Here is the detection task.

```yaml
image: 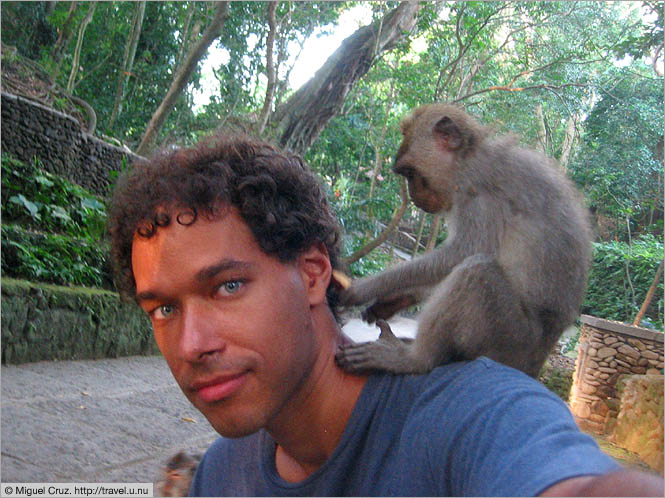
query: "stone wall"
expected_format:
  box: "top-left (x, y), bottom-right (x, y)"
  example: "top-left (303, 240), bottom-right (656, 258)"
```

top-left (612, 375), bottom-right (664, 474)
top-left (1, 92), bottom-right (143, 196)
top-left (1, 278), bottom-right (158, 364)
top-left (570, 315), bottom-right (664, 433)
top-left (569, 315), bottom-right (664, 473)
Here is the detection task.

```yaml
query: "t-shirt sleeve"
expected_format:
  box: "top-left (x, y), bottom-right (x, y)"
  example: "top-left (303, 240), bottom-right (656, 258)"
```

top-left (409, 358), bottom-right (621, 497)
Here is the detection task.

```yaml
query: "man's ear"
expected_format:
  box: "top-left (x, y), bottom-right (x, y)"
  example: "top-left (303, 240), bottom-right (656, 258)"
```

top-left (298, 241), bottom-right (332, 307)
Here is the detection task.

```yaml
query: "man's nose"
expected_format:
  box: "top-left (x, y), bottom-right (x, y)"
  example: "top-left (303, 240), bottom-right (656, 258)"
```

top-left (179, 300), bottom-right (227, 362)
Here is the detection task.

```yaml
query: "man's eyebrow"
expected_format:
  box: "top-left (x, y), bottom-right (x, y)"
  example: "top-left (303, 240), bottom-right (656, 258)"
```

top-left (195, 259), bottom-right (253, 282)
top-left (135, 260), bottom-right (254, 303)
top-left (135, 291), bottom-right (158, 304)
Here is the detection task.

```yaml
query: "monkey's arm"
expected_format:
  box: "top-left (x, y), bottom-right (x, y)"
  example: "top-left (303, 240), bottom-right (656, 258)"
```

top-left (341, 190), bottom-right (504, 309)
top-left (340, 250), bottom-right (449, 307)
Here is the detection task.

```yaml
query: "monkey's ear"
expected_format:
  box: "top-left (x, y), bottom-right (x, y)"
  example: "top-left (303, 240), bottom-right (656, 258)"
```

top-left (434, 116), bottom-right (463, 151)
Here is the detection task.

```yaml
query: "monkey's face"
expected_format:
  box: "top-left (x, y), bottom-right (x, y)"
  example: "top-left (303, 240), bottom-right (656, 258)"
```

top-left (395, 164), bottom-right (449, 213)
top-left (132, 207), bottom-right (328, 438)
top-left (393, 141), bottom-right (454, 214)
top-left (393, 106), bottom-right (464, 213)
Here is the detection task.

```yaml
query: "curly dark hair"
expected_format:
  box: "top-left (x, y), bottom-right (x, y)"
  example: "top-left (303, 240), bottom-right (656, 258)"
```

top-left (108, 133), bottom-right (343, 314)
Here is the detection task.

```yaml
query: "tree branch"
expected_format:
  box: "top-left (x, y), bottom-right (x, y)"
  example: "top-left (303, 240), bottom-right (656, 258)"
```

top-left (344, 178), bottom-right (410, 265)
top-left (452, 82), bottom-right (586, 103)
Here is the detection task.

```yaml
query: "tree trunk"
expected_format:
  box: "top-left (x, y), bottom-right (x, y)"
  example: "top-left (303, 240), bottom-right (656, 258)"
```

top-left (109, 1), bottom-right (146, 129)
top-left (344, 179), bottom-right (409, 265)
top-left (258, 1), bottom-right (278, 135)
top-left (66, 1), bottom-right (96, 93)
top-left (137, 1), bottom-right (230, 156)
top-left (558, 113), bottom-right (578, 171)
top-left (633, 259), bottom-right (664, 327)
top-left (175, 3), bottom-right (197, 69)
top-left (51, 1), bottom-right (78, 78)
top-left (69, 95), bottom-right (96, 134)
top-left (535, 104), bottom-right (548, 154)
top-left (412, 212), bottom-right (426, 257)
top-left (273, 1), bottom-right (420, 155)
top-left (369, 79), bottom-right (396, 201)
top-left (424, 213), bottom-right (442, 252)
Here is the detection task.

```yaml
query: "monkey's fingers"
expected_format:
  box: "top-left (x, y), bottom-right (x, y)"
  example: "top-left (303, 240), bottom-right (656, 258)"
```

top-left (361, 307), bottom-right (379, 324)
top-left (376, 319), bottom-right (400, 342)
top-left (331, 269), bottom-right (352, 290)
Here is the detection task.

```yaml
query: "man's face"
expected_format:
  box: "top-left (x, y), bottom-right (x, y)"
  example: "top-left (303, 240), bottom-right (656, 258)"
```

top-left (131, 208), bottom-right (323, 437)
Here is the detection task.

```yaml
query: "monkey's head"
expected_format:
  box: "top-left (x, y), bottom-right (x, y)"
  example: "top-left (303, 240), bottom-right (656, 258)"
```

top-left (157, 451), bottom-right (201, 497)
top-left (393, 104), bottom-right (486, 213)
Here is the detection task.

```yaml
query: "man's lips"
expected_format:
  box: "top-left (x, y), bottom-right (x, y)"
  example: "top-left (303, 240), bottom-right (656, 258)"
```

top-left (191, 372), bottom-right (248, 403)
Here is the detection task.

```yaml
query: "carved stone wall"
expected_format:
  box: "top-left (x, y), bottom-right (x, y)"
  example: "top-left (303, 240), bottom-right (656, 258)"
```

top-left (1, 92), bottom-right (143, 196)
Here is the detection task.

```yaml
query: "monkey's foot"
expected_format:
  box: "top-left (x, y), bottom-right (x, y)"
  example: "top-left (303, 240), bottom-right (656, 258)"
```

top-left (336, 320), bottom-right (415, 374)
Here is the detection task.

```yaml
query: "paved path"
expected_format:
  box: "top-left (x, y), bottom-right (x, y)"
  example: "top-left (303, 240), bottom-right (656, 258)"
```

top-left (0, 318), bottom-right (416, 485)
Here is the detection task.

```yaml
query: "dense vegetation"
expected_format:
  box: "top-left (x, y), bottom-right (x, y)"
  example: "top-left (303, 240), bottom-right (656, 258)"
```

top-left (1, 1), bottom-right (662, 329)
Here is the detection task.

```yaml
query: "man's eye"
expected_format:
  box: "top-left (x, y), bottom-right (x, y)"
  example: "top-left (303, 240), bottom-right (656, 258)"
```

top-left (151, 304), bottom-right (176, 320)
top-left (218, 280), bottom-right (243, 296)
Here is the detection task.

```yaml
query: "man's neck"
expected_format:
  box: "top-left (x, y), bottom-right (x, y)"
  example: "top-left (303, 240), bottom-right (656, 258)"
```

top-left (266, 315), bottom-right (367, 482)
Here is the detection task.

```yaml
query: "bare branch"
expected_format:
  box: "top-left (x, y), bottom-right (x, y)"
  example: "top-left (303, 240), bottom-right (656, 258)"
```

top-left (451, 82), bottom-right (586, 104)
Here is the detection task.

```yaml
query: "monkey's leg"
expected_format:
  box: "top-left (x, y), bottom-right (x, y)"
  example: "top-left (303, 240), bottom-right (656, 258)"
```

top-left (336, 319), bottom-right (423, 373)
top-left (415, 254), bottom-right (545, 377)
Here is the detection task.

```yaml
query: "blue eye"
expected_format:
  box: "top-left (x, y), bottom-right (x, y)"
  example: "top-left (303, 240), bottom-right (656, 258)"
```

top-left (221, 281), bottom-right (242, 294)
top-left (152, 304), bottom-right (176, 320)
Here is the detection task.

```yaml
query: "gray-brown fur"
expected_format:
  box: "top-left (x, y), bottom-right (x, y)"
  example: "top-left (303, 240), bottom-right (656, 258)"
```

top-left (336, 103), bottom-right (591, 377)
top-left (156, 451), bottom-right (201, 497)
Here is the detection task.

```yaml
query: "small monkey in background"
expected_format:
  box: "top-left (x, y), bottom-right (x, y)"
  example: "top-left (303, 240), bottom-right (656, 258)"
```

top-left (336, 103), bottom-right (592, 378)
top-left (156, 451), bottom-right (201, 497)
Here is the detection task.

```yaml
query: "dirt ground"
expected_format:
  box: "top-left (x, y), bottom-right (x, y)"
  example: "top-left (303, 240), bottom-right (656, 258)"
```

top-left (591, 433), bottom-right (655, 473)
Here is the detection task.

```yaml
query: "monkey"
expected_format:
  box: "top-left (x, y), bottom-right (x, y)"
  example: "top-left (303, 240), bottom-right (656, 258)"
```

top-left (335, 103), bottom-right (592, 378)
top-left (156, 451), bottom-right (201, 497)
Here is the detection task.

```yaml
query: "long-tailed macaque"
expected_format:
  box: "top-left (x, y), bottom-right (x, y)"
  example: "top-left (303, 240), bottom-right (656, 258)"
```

top-left (156, 451), bottom-right (201, 497)
top-left (336, 104), bottom-right (591, 378)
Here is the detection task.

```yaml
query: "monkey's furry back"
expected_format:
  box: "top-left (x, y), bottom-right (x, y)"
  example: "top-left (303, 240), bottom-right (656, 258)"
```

top-left (452, 133), bottom-right (592, 334)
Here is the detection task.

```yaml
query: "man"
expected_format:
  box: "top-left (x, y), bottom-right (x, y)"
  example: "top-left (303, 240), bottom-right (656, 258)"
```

top-left (109, 134), bottom-right (663, 496)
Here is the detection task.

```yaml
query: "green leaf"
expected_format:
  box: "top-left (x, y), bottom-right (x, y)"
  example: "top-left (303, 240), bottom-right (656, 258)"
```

top-left (34, 175), bottom-right (55, 187)
top-left (9, 194), bottom-right (41, 220)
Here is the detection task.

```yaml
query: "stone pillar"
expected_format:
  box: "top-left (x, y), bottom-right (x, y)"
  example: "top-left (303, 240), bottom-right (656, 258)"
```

top-left (613, 374), bottom-right (664, 475)
top-left (569, 315), bottom-right (664, 434)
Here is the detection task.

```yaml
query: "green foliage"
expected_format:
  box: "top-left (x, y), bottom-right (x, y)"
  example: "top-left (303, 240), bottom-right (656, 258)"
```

top-left (3, 0), bottom-right (663, 312)
top-left (1, 2), bottom-right (56, 59)
top-left (1, 155), bottom-right (107, 240)
top-left (1, 155), bottom-right (111, 289)
top-left (571, 74), bottom-right (664, 239)
top-left (1, 224), bottom-right (111, 289)
top-left (583, 235), bottom-right (664, 330)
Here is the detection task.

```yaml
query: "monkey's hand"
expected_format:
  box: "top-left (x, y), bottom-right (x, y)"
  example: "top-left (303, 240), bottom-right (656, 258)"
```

top-left (336, 320), bottom-right (409, 373)
top-left (362, 294), bottom-right (418, 323)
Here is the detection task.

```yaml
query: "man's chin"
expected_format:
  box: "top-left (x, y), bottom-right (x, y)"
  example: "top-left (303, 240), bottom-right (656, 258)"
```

top-left (208, 416), bottom-right (265, 439)
top-left (198, 403), bottom-right (268, 438)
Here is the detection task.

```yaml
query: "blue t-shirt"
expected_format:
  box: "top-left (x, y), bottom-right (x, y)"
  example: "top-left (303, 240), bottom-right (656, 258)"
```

top-left (190, 357), bottom-right (619, 496)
